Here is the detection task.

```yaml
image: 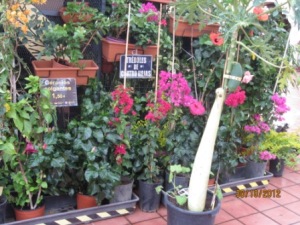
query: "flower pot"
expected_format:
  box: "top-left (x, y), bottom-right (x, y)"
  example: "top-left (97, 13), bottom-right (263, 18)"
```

top-left (164, 172), bottom-right (190, 192)
top-left (110, 177), bottom-right (134, 203)
top-left (14, 204), bottom-right (45, 221)
top-left (76, 193), bottom-right (97, 209)
top-left (169, 15), bottom-right (220, 37)
top-left (32, 59), bottom-right (98, 85)
top-left (208, 178), bottom-right (216, 186)
top-left (101, 38), bottom-right (158, 62)
top-left (269, 158), bottom-right (285, 177)
top-left (138, 179), bottom-right (163, 212)
top-left (59, 2), bottom-right (92, 23)
top-left (0, 196), bottom-right (7, 224)
top-left (245, 160), bottom-right (267, 179)
top-left (165, 190), bottom-right (221, 225)
top-left (101, 57), bottom-right (114, 73)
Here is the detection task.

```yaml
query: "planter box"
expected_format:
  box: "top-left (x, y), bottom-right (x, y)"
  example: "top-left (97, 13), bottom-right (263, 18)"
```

top-left (4, 194), bottom-right (139, 225)
top-left (32, 59), bottom-right (99, 85)
top-left (209, 171), bottom-right (274, 196)
top-left (102, 38), bottom-right (158, 62)
top-left (169, 15), bottom-right (220, 37)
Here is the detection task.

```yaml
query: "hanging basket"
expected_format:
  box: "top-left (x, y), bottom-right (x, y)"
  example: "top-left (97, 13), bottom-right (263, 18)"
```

top-left (101, 37), bottom-right (158, 62)
top-left (169, 15), bottom-right (220, 37)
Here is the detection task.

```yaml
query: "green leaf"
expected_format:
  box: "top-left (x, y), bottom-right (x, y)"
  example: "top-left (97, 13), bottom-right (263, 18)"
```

top-left (175, 195), bottom-right (187, 206)
top-left (41, 182), bottom-right (48, 189)
top-left (83, 127), bottom-right (92, 140)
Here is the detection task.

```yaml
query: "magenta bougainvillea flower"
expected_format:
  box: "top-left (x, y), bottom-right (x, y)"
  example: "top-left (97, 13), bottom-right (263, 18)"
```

top-left (139, 2), bottom-right (158, 22)
top-left (24, 142), bottom-right (38, 154)
top-left (259, 150), bottom-right (276, 161)
top-left (145, 98), bottom-right (172, 122)
top-left (209, 32), bottom-right (224, 46)
top-left (244, 114), bottom-right (270, 134)
top-left (158, 71), bottom-right (205, 116)
top-left (225, 86), bottom-right (246, 108)
top-left (271, 93), bottom-right (290, 121)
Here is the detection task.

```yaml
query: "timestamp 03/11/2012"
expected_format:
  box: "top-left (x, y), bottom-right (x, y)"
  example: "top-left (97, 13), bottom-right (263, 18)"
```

top-left (236, 189), bottom-right (281, 198)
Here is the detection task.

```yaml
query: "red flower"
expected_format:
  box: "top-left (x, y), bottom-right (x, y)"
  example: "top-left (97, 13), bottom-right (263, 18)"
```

top-left (253, 7), bottom-right (268, 21)
top-left (160, 19), bottom-right (167, 27)
top-left (209, 32), bottom-right (224, 46)
top-left (24, 142), bottom-right (38, 154)
top-left (111, 85), bottom-right (134, 115)
top-left (225, 86), bottom-right (246, 108)
top-left (114, 144), bottom-right (126, 155)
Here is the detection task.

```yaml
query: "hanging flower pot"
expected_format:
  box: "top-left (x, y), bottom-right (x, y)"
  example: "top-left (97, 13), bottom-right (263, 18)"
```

top-left (169, 15), bottom-right (220, 37)
top-left (14, 204), bottom-right (45, 221)
top-left (32, 59), bottom-right (98, 85)
top-left (76, 193), bottom-right (97, 209)
top-left (59, 2), bottom-right (93, 23)
top-left (101, 37), bottom-right (158, 62)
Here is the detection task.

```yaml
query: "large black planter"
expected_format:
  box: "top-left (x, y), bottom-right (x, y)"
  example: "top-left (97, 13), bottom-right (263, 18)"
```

top-left (244, 160), bottom-right (267, 178)
top-left (165, 190), bottom-right (221, 225)
top-left (138, 179), bottom-right (163, 212)
top-left (0, 196), bottom-right (7, 224)
top-left (269, 158), bottom-right (285, 177)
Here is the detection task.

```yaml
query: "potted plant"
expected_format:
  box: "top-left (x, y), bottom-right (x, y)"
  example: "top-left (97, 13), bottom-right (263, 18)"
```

top-left (59, 0), bottom-right (94, 23)
top-left (0, 76), bottom-right (56, 221)
top-left (260, 128), bottom-right (300, 176)
top-left (60, 80), bottom-right (121, 209)
top-left (168, 1), bottom-right (219, 37)
top-left (102, 1), bottom-right (166, 62)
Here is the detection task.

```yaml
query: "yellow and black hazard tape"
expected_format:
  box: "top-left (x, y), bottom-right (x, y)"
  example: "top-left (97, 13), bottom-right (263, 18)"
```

top-left (5, 207), bottom-right (135, 225)
top-left (220, 179), bottom-right (269, 196)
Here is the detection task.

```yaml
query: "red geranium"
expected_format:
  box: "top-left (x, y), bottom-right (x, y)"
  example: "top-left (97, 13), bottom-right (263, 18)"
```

top-left (225, 86), bottom-right (246, 108)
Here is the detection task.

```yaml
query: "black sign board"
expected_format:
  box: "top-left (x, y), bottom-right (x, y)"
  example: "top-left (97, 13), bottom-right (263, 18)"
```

top-left (119, 55), bottom-right (152, 78)
top-left (40, 78), bottom-right (78, 107)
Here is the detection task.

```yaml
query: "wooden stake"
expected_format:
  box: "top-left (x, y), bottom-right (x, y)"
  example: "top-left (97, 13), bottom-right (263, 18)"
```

top-left (154, 4), bottom-right (162, 103)
top-left (123, 3), bottom-right (131, 88)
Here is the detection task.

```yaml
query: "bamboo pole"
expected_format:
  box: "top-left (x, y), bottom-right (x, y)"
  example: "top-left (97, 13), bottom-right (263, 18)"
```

top-left (123, 3), bottom-right (131, 88)
top-left (154, 4), bottom-right (162, 103)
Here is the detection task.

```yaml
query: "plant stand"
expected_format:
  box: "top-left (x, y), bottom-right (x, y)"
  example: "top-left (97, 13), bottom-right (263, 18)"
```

top-left (4, 194), bottom-right (139, 225)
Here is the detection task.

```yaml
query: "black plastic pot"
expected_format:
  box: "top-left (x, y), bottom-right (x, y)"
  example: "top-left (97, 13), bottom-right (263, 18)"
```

top-left (269, 158), bottom-right (285, 177)
top-left (0, 196), bottom-right (7, 224)
top-left (165, 190), bottom-right (221, 225)
top-left (138, 179), bottom-right (163, 212)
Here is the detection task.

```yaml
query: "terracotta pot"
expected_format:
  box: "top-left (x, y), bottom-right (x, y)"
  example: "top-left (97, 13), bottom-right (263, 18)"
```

top-left (14, 204), bottom-right (45, 221)
top-left (101, 38), bottom-right (158, 62)
top-left (208, 178), bottom-right (215, 186)
top-left (32, 59), bottom-right (98, 85)
top-left (59, 2), bottom-right (92, 23)
top-left (76, 193), bottom-right (97, 209)
top-left (169, 15), bottom-right (220, 37)
top-left (101, 58), bottom-right (114, 73)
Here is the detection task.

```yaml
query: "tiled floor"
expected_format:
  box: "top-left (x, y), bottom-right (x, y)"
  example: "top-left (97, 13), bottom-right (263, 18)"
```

top-left (87, 166), bottom-right (300, 225)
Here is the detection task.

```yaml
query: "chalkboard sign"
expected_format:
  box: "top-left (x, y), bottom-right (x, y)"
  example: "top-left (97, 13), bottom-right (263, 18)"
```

top-left (40, 78), bottom-right (78, 107)
top-left (120, 55), bottom-right (152, 78)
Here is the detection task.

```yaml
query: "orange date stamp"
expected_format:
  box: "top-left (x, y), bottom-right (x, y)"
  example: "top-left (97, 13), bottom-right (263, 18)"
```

top-left (236, 189), bottom-right (281, 198)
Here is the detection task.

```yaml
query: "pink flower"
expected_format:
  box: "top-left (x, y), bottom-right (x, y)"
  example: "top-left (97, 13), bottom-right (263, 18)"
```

top-left (188, 99), bottom-right (206, 116)
top-left (139, 2), bottom-right (159, 22)
top-left (160, 19), bottom-right (167, 26)
top-left (259, 151), bottom-right (276, 161)
top-left (225, 86), bottom-right (246, 107)
top-left (24, 142), bottom-right (38, 154)
top-left (242, 71), bottom-right (254, 83)
top-left (42, 143), bottom-right (47, 150)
